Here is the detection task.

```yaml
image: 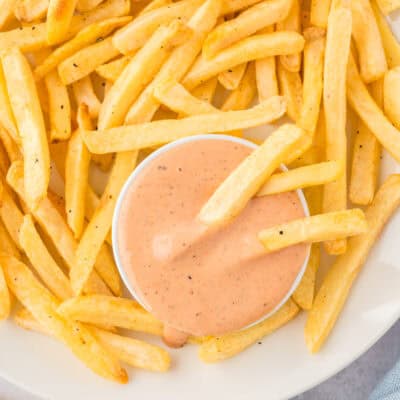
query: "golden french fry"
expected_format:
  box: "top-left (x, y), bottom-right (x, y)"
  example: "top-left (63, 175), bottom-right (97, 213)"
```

top-left (99, 20), bottom-right (189, 129)
top-left (199, 124), bottom-right (304, 226)
top-left (257, 161), bottom-right (343, 196)
top-left (192, 77), bottom-right (218, 103)
top-left (277, 63), bottom-right (302, 122)
top-left (351, 0), bottom-right (387, 83)
top-left (153, 79), bottom-right (218, 116)
top-left (72, 76), bottom-right (101, 119)
top-left (259, 209), bottom-right (368, 253)
top-left (2, 47), bottom-right (50, 207)
top-left (218, 63), bottom-right (247, 91)
top-left (125, 0), bottom-right (221, 125)
top-left (58, 295), bottom-right (164, 335)
top-left (95, 56), bottom-right (131, 83)
top-left (276, 0), bottom-right (301, 72)
top-left (375, 0), bottom-right (400, 14)
top-left (347, 55), bottom-right (400, 162)
top-left (310, 0), bottom-right (331, 28)
top-left (306, 174), bottom-right (400, 352)
top-left (383, 68), bottom-right (400, 129)
top-left (44, 70), bottom-right (71, 141)
top-left (199, 299), bottom-right (299, 362)
top-left (323, 6), bottom-right (352, 255)
top-left (0, 64), bottom-right (18, 145)
top-left (15, 0), bottom-right (51, 22)
top-left (184, 32), bottom-right (305, 90)
top-left (298, 27), bottom-right (325, 134)
top-left (85, 97), bottom-right (286, 153)
top-left (66, 104), bottom-right (91, 239)
top-left (76, 0), bottom-right (103, 11)
top-left (113, 0), bottom-right (203, 54)
top-left (2, 254), bottom-right (127, 382)
top-left (47, 0), bottom-right (79, 45)
top-left (19, 215), bottom-right (72, 300)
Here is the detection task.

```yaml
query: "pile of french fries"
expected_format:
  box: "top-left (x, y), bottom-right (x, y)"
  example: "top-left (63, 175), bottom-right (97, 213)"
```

top-left (0, 0), bottom-right (399, 383)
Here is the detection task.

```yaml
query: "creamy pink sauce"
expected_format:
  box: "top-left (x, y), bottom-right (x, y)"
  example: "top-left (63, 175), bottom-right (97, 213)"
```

top-left (117, 138), bottom-right (308, 346)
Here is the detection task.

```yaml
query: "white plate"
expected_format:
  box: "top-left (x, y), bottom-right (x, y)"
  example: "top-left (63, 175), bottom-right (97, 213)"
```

top-left (2, 13), bottom-right (400, 400)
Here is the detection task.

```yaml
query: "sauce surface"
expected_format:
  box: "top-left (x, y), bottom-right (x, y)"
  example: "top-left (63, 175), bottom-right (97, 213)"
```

top-left (117, 138), bottom-right (308, 344)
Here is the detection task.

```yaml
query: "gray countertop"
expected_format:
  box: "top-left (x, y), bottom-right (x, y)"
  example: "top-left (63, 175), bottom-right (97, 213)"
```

top-left (0, 319), bottom-right (398, 400)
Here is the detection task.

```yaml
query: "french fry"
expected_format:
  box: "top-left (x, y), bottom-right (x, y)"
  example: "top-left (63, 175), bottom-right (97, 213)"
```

top-left (99, 20), bottom-right (190, 129)
top-left (15, 0), bottom-right (49, 22)
top-left (153, 79), bottom-right (219, 116)
top-left (66, 104), bottom-right (91, 239)
top-left (276, 0), bottom-right (301, 72)
top-left (95, 56), bottom-right (131, 83)
top-left (58, 295), bottom-right (164, 335)
top-left (34, 17), bottom-right (131, 80)
top-left (198, 124), bottom-right (304, 227)
top-left (277, 63), bottom-right (302, 122)
top-left (305, 174), bottom-right (400, 352)
top-left (199, 299), bottom-right (299, 362)
top-left (298, 27), bottom-right (325, 134)
top-left (44, 70), bottom-right (72, 141)
top-left (0, 262), bottom-right (10, 321)
top-left (15, 308), bottom-right (171, 372)
top-left (72, 76), bottom-right (101, 119)
top-left (257, 161), bottom-right (343, 196)
top-left (19, 215), bottom-right (72, 300)
top-left (218, 63), bottom-right (247, 91)
top-left (124, 0), bottom-right (221, 124)
top-left (0, 64), bottom-right (18, 145)
top-left (183, 32), bottom-right (305, 90)
top-left (322, 7), bottom-right (352, 255)
top-left (2, 47), bottom-right (50, 207)
top-left (113, 0), bottom-right (203, 54)
top-left (351, 0), bottom-right (387, 83)
top-left (84, 97), bottom-right (286, 153)
top-left (258, 209), bottom-right (367, 253)
top-left (76, 0), bottom-right (103, 11)
top-left (58, 37), bottom-right (121, 85)
top-left (347, 55), bottom-right (400, 163)
top-left (375, 0), bottom-right (400, 14)
top-left (1, 254), bottom-right (127, 382)
top-left (0, 0), bottom-right (16, 30)
top-left (203, 0), bottom-right (292, 59)
top-left (310, 0), bottom-right (331, 28)
top-left (383, 68), bottom-right (400, 129)
top-left (192, 77), bottom-right (218, 103)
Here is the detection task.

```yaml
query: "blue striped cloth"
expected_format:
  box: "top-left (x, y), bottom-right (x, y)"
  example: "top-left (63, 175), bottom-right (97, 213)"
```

top-left (370, 360), bottom-right (400, 400)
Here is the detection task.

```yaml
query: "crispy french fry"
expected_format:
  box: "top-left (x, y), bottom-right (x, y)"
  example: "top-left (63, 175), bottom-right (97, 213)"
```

top-left (258, 209), bottom-right (367, 253)
top-left (383, 67), bottom-right (400, 129)
top-left (277, 63), bottom-right (302, 122)
top-left (0, 262), bottom-right (10, 321)
top-left (76, 0), bottom-right (103, 11)
top-left (277, 0), bottom-right (301, 72)
top-left (310, 0), bottom-right (331, 28)
top-left (203, 0), bottom-right (292, 59)
top-left (15, 0), bottom-right (48, 22)
top-left (2, 47), bottom-right (50, 207)
top-left (322, 7), bottom-right (352, 255)
top-left (85, 97), bottom-right (286, 153)
top-left (199, 124), bottom-right (304, 227)
top-left (298, 27), bottom-right (325, 134)
top-left (66, 104), bottom-right (91, 239)
top-left (99, 20), bottom-right (190, 129)
top-left (257, 161), bottom-right (343, 196)
top-left (44, 70), bottom-right (72, 141)
top-left (375, 0), bottom-right (400, 14)
top-left (351, 0), bottom-right (387, 83)
top-left (58, 295), bottom-right (164, 335)
top-left (2, 254), bottom-right (127, 382)
top-left (72, 76), bottom-right (101, 119)
top-left (95, 56), bottom-right (131, 83)
top-left (0, 64), bottom-right (18, 145)
top-left (113, 0), bottom-right (203, 54)
top-left (347, 55), bottom-right (400, 163)
top-left (192, 77), bottom-right (218, 103)
top-left (199, 299), bottom-right (299, 362)
top-left (306, 174), bottom-right (400, 352)
top-left (58, 37), bottom-right (120, 85)
top-left (183, 32), bottom-right (305, 90)
top-left (19, 215), bottom-right (72, 300)
top-left (153, 79), bottom-right (218, 116)
top-left (218, 63), bottom-right (247, 91)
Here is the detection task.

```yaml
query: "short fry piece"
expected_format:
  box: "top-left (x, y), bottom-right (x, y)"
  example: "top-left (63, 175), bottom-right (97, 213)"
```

top-left (310, 0), bottom-right (331, 28)
top-left (199, 299), bottom-right (299, 362)
top-left (2, 254), bottom-right (127, 382)
top-left (72, 76), bottom-right (101, 119)
top-left (383, 67), bottom-right (400, 129)
top-left (19, 215), bottom-right (72, 300)
top-left (306, 174), bottom-right (400, 352)
top-left (58, 295), bottom-right (164, 335)
top-left (199, 124), bottom-right (305, 227)
top-left (257, 161), bottom-right (343, 196)
top-left (258, 209), bottom-right (368, 253)
top-left (95, 56), bottom-right (131, 83)
top-left (218, 63), bottom-right (247, 91)
top-left (84, 97), bottom-right (286, 153)
top-left (2, 47), bottom-right (50, 207)
top-left (47, 0), bottom-right (79, 45)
